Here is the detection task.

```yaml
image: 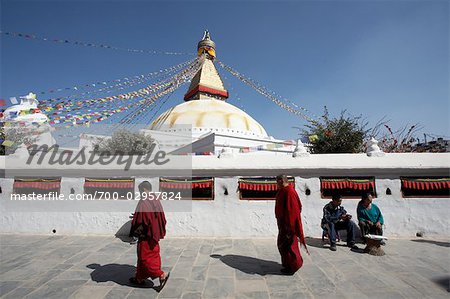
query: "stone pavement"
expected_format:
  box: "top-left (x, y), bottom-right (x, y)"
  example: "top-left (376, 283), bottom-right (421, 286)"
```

top-left (0, 235), bottom-right (449, 299)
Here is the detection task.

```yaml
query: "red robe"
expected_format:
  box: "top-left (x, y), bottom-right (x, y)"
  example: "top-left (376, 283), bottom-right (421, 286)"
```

top-left (131, 197), bottom-right (167, 280)
top-left (275, 184), bottom-right (308, 273)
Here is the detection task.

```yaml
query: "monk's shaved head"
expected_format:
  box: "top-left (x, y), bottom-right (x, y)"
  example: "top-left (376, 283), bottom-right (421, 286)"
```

top-left (276, 175), bottom-right (288, 182)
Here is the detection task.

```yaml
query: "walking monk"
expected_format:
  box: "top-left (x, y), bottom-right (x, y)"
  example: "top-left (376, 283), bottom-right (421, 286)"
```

top-left (129, 181), bottom-right (170, 291)
top-left (275, 175), bottom-right (309, 275)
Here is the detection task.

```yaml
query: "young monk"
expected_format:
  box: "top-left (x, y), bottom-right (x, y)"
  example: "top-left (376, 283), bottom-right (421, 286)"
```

top-left (129, 181), bottom-right (169, 291)
top-left (275, 175), bottom-right (309, 275)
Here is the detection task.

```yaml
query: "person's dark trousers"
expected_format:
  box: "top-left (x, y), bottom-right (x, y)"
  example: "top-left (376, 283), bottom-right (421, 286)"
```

top-left (327, 220), bottom-right (356, 246)
top-left (359, 221), bottom-right (383, 243)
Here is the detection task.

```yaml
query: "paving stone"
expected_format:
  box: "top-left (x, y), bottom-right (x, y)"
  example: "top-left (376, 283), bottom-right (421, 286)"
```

top-left (2, 287), bottom-right (36, 299)
top-left (161, 254), bottom-right (179, 267)
top-left (158, 277), bottom-right (187, 298)
top-left (20, 269), bottom-right (64, 288)
top-left (344, 272), bottom-right (388, 291)
top-left (178, 255), bottom-right (196, 265)
top-left (181, 249), bottom-right (200, 258)
top-left (235, 291), bottom-right (270, 299)
top-left (207, 264), bottom-right (235, 277)
top-left (76, 254), bottom-right (119, 268)
top-left (181, 291), bottom-right (202, 299)
top-left (0, 266), bottom-right (42, 281)
top-left (127, 287), bottom-right (159, 298)
top-left (103, 287), bottom-right (132, 299)
top-left (68, 285), bottom-right (112, 299)
top-left (184, 280), bottom-right (205, 292)
top-left (203, 277), bottom-right (234, 298)
top-left (1, 235), bottom-right (449, 299)
top-left (265, 275), bottom-right (306, 293)
top-left (0, 281), bottom-right (23, 296)
top-left (171, 261), bottom-right (194, 278)
top-left (52, 263), bottom-right (75, 271)
top-left (360, 289), bottom-right (407, 299)
top-left (53, 269), bottom-right (92, 281)
top-left (64, 252), bottom-right (94, 264)
top-left (194, 253), bottom-right (211, 266)
top-left (199, 244), bottom-right (214, 255)
top-left (235, 270), bottom-right (264, 280)
top-left (25, 279), bottom-right (86, 299)
top-left (189, 265), bottom-right (208, 281)
top-left (395, 286), bottom-right (427, 298)
top-left (287, 290), bottom-right (315, 299)
top-left (269, 292), bottom-right (288, 299)
top-left (235, 279), bottom-right (267, 293)
top-left (343, 291), bottom-right (369, 299)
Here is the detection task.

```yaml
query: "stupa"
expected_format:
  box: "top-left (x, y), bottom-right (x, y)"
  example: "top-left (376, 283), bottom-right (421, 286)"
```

top-left (142, 31), bottom-right (293, 155)
top-left (0, 93), bottom-right (55, 150)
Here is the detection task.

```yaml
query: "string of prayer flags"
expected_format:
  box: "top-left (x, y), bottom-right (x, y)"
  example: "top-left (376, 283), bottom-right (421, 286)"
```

top-left (1, 31), bottom-right (194, 56)
top-left (31, 59), bottom-right (194, 100)
top-left (112, 56), bottom-right (205, 126)
top-left (217, 60), bottom-right (317, 123)
top-left (42, 58), bottom-right (203, 121)
top-left (50, 58), bottom-right (202, 131)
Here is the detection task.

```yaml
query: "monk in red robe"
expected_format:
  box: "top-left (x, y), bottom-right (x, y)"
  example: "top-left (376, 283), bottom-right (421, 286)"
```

top-left (129, 181), bottom-right (169, 291)
top-left (275, 175), bottom-right (309, 274)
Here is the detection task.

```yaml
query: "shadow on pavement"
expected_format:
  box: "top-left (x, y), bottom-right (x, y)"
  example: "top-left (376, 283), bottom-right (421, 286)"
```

top-left (306, 237), bottom-right (365, 253)
top-left (87, 263), bottom-right (154, 288)
top-left (305, 237), bottom-right (326, 249)
top-left (431, 275), bottom-right (450, 292)
top-left (210, 254), bottom-right (285, 276)
top-left (411, 239), bottom-right (450, 247)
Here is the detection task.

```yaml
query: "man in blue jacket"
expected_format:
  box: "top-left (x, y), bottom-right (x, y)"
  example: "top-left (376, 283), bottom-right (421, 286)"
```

top-left (321, 194), bottom-right (358, 251)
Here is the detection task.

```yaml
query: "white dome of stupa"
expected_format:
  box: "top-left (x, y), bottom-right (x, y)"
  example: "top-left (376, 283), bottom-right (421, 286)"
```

top-left (149, 99), bottom-right (268, 138)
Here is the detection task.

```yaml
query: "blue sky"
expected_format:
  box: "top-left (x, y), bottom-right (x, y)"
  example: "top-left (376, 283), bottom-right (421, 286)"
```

top-left (1, 0), bottom-right (449, 140)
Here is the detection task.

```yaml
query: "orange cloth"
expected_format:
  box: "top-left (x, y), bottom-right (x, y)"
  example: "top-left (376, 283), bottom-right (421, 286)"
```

top-left (135, 238), bottom-right (164, 280)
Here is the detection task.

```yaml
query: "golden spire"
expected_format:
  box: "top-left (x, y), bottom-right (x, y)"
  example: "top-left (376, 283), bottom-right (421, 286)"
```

top-left (197, 30), bottom-right (216, 59)
top-left (184, 31), bottom-right (228, 101)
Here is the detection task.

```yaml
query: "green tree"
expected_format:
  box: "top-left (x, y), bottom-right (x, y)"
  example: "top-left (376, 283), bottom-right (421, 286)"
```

top-left (301, 107), bottom-right (369, 153)
top-left (93, 129), bottom-right (155, 155)
top-left (0, 124), bottom-right (38, 155)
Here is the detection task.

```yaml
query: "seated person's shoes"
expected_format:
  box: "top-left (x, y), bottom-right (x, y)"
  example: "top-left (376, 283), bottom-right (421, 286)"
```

top-left (330, 244), bottom-right (337, 251)
top-left (380, 240), bottom-right (386, 246)
top-left (348, 243), bottom-right (359, 250)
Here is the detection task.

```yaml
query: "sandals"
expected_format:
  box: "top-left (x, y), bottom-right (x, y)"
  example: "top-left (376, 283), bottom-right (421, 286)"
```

top-left (156, 272), bottom-right (170, 292)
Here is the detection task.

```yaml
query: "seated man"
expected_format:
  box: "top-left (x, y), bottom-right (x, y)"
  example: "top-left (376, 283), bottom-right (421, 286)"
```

top-left (357, 193), bottom-right (384, 244)
top-left (321, 194), bottom-right (358, 251)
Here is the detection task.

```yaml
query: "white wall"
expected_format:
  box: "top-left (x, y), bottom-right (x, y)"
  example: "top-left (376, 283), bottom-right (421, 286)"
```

top-left (1, 175), bottom-right (449, 238)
